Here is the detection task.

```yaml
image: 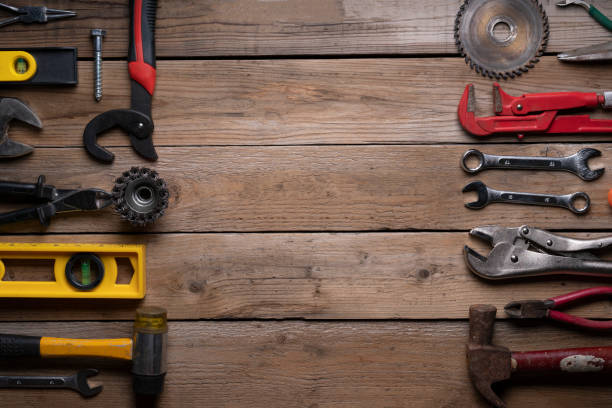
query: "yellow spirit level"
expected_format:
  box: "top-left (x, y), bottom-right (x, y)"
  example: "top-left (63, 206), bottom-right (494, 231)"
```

top-left (0, 243), bottom-right (145, 298)
top-left (0, 48), bottom-right (77, 85)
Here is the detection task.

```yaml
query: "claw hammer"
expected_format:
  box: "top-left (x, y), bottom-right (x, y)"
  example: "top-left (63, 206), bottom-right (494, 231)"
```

top-left (468, 305), bottom-right (612, 407)
top-left (0, 307), bottom-right (167, 396)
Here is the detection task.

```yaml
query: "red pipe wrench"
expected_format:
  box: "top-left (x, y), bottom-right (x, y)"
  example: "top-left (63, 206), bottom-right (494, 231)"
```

top-left (458, 83), bottom-right (612, 139)
top-left (83, 0), bottom-right (157, 163)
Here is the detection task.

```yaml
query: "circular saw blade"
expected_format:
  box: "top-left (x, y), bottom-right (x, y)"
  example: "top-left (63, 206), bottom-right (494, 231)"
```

top-left (455, 0), bottom-right (549, 79)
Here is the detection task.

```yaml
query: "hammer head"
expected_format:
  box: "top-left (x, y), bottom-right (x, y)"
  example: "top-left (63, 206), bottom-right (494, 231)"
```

top-left (467, 305), bottom-right (512, 408)
top-left (131, 306), bottom-right (168, 396)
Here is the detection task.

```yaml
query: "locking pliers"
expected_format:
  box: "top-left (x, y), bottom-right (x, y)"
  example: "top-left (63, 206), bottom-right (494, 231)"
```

top-left (464, 225), bottom-right (612, 280)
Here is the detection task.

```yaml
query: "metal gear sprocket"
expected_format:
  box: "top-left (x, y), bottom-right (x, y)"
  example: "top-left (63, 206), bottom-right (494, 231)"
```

top-left (112, 167), bottom-right (169, 226)
top-left (455, 0), bottom-right (549, 80)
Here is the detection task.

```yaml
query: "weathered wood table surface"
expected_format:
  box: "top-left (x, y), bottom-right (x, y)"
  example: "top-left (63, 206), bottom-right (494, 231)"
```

top-left (1, 0), bottom-right (612, 406)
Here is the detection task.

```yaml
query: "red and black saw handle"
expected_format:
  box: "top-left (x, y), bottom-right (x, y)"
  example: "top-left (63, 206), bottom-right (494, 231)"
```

top-left (128, 0), bottom-right (157, 96)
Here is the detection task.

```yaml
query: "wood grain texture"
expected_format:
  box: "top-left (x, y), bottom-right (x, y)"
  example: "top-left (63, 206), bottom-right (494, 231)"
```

top-left (1, 320), bottom-right (612, 407)
top-left (0, 0), bottom-right (610, 57)
top-left (6, 57), bottom-right (612, 147)
top-left (1, 232), bottom-right (611, 321)
top-left (0, 144), bottom-right (609, 233)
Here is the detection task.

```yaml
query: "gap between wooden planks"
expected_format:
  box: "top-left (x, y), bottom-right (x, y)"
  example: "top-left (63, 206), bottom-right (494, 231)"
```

top-left (0, 320), bottom-right (611, 407)
top-left (6, 57), bottom-right (612, 147)
top-left (0, 232), bottom-right (611, 321)
top-left (0, 0), bottom-right (609, 57)
top-left (0, 144), bottom-right (610, 233)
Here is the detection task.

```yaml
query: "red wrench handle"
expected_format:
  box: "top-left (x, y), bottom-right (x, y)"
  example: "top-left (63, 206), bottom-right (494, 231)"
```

top-left (513, 347), bottom-right (612, 375)
top-left (507, 92), bottom-right (600, 115)
top-left (128, 0), bottom-right (157, 95)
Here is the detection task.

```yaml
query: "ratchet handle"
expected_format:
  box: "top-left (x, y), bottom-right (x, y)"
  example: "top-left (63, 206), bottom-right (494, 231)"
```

top-left (513, 347), bottom-right (612, 375)
top-left (128, 0), bottom-right (157, 95)
top-left (0, 334), bottom-right (42, 358)
top-left (590, 6), bottom-right (612, 31)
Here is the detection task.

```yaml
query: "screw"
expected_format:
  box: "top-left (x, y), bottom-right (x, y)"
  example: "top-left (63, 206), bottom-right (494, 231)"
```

top-left (91, 29), bottom-right (106, 102)
top-left (516, 104), bottom-right (523, 111)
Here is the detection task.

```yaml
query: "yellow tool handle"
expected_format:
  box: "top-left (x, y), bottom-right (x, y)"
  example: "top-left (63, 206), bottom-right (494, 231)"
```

top-left (0, 334), bottom-right (132, 360)
top-left (40, 337), bottom-right (133, 360)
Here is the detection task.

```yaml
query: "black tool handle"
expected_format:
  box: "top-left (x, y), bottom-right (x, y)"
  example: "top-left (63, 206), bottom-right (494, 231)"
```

top-left (128, 0), bottom-right (157, 96)
top-left (0, 204), bottom-right (55, 226)
top-left (0, 176), bottom-right (55, 201)
top-left (0, 376), bottom-right (65, 387)
top-left (0, 334), bottom-right (41, 358)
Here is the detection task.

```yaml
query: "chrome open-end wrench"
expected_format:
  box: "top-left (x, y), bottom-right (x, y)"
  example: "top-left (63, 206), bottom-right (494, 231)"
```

top-left (460, 148), bottom-right (603, 181)
top-left (0, 369), bottom-right (102, 397)
top-left (462, 181), bottom-right (590, 214)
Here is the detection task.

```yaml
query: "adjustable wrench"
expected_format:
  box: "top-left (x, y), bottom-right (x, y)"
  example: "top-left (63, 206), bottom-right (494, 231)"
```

top-left (461, 148), bottom-right (603, 181)
top-left (462, 181), bottom-right (590, 214)
top-left (0, 369), bottom-right (102, 397)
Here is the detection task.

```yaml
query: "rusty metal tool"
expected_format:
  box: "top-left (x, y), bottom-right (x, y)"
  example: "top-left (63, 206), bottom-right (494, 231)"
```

top-left (558, 41), bottom-right (612, 62)
top-left (462, 181), bottom-right (590, 214)
top-left (469, 304), bottom-right (612, 408)
top-left (461, 148), bottom-right (603, 181)
top-left (505, 287), bottom-right (612, 331)
top-left (454, 0), bottom-right (549, 79)
top-left (458, 83), bottom-right (612, 139)
top-left (0, 97), bottom-right (42, 158)
top-left (464, 225), bottom-right (612, 280)
top-left (0, 369), bottom-right (102, 397)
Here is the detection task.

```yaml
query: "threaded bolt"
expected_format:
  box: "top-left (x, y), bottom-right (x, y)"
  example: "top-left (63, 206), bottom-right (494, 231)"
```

top-left (91, 29), bottom-right (106, 102)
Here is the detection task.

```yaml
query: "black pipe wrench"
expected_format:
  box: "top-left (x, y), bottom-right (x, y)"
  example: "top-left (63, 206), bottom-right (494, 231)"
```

top-left (83, 0), bottom-right (157, 163)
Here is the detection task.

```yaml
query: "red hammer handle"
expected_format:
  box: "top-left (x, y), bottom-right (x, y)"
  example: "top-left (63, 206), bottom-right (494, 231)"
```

top-left (513, 347), bottom-right (612, 375)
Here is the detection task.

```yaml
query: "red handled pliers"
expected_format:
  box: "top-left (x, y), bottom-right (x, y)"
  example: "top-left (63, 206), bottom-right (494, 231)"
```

top-left (458, 83), bottom-right (612, 139)
top-left (505, 287), bottom-right (612, 331)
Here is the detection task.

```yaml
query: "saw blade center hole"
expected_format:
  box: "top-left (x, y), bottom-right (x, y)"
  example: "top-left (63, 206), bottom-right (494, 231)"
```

top-left (487, 16), bottom-right (517, 46)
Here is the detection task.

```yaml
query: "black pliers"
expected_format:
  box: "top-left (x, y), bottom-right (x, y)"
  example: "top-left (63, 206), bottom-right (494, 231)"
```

top-left (0, 175), bottom-right (111, 226)
top-left (0, 2), bottom-right (75, 28)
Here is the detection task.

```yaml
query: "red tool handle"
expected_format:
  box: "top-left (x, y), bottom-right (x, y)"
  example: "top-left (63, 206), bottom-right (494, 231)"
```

top-left (551, 287), bottom-right (612, 306)
top-left (128, 0), bottom-right (157, 95)
top-left (548, 287), bottom-right (612, 330)
top-left (506, 91), bottom-right (600, 116)
top-left (513, 347), bottom-right (612, 375)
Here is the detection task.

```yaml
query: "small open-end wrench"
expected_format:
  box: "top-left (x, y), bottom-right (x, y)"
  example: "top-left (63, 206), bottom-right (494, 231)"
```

top-left (462, 181), bottom-right (590, 214)
top-left (0, 369), bottom-right (102, 397)
top-left (461, 148), bottom-right (603, 181)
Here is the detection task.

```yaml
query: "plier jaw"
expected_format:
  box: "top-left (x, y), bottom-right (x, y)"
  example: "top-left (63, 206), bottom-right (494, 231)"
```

top-left (504, 300), bottom-right (553, 319)
top-left (0, 3), bottom-right (75, 27)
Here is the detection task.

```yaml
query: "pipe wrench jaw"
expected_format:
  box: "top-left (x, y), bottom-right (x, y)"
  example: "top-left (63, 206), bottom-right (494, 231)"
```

top-left (0, 97), bottom-right (42, 158)
top-left (458, 84), bottom-right (491, 136)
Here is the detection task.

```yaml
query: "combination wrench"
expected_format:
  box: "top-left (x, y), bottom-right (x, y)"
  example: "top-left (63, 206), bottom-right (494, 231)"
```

top-left (0, 369), bottom-right (102, 397)
top-left (462, 181), bottom-right (590, 214)
top-left (461, 148), bottom-right (604, 181)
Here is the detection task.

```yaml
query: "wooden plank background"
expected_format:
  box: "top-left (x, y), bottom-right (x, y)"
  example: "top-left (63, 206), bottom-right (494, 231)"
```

top-left (1, 0), bottom-right (612, 406)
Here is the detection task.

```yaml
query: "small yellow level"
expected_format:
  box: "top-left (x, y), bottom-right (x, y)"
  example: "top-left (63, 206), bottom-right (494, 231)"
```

top-left (0, 51), bottom-right (37, 81)
top-left (0, 243), bottom-right (145, 299)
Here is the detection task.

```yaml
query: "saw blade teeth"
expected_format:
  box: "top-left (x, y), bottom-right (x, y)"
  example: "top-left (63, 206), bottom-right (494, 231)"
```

top-left (454, 0), bottom-right (548, 80)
